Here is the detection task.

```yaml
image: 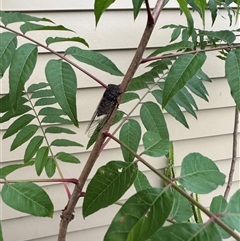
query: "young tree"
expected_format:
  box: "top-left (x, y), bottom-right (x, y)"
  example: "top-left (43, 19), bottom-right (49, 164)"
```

top-left (0, 1), bottom-right (239, 241)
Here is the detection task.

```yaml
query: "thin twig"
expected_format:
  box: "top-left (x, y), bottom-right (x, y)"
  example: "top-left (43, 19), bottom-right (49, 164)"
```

top-left (25, 91), bottom-right (72, 198)
top-left (224, 106), bottom-right (239, 199)
top-left (0, 24), bottom-right (107, 88)
top-left (57, 1), bottom-right (165, 240)
top-left (1, 178), bottom-right (78, 184)
top-left (140, 44), bottom-right (239, 64)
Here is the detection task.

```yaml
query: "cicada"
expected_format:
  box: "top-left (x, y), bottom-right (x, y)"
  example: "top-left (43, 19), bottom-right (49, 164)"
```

top-left (86, 84), bottom-right (122, 136)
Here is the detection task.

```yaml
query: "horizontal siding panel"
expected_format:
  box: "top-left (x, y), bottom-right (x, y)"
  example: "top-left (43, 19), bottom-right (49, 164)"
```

top-left (0, 10), bottom-right (235, 51)
top-left (0, 49), bottom-right (227, 95)
top-left (1, 106), bottom-right (238, 163)
top-left (0, 0), bottom-right (199, 12)
top-left (1, 76), bottom-right (235, 129)
top-left (2, 0), bottom-right (173, 11)
top-left (1, 132), bottom-right (239, 182)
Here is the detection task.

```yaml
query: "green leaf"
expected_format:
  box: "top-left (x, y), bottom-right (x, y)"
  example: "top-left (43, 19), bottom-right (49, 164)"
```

top-left (1, 182), bottom-right (53, 217)
top-left (45, 126), bottom-right (76, 134)
top-left (38, 107), bottom-right (64, 116)
top-left (134, 170), bottom-right (152, 192)
top-left (224, 189), bottom-right (240, 232)
top-left (142, 131), bottom-right (170, 157)
top-left (127, 78), bottom-right (148, 91)
top-left (34, 97), bottom-right (57, 106)
top-left (0, 32), bottom-right (17, 78)
top-left (149, 41), bottom-right (194, 57)
top-left (170, 27), bottom-right (181, 42)
top-left (31, 89), bottom-right (53, 98)
top-left (128, 70), bottom-right (158, 86)
top-left (172, 188), bottom-right (193, 222)
top-left (45, 157), bottom-right (56, 178)
top-left (56, 152), bottom-right (80, 164)
top-left (83, 161), bottom-right (138, 218)
top-left (187, 74), bottom-right (209, 101)
top-left (128, 71), bottom-right (157, 92)
top-left (187, 0), bottom-right (202, 17)
top-left (150, 222), bottom-right (222, 241)
top-left (200, 30), bottom-right (236, 44)
top-left (147, 60), bottom-right (170, 72)
top-left (35, 146), bottom-right (49, 176)
top-left (0, 162), bottom-right (34, 179)
top-left (197, 68), bottom-right (211, 82)
top-left (20, 22), bottom-right (73, 34)
top-left (94, 0), bottom-right (116, 25)
top-left (225, 49), bottom-right (240, 110)
top-left (41, 115), bottom-right (72, 125)
top-left (9, 43), bottom-right (38, 109)
top-left (210, 195), bottom-right (231, 239)
top-left (27, 82), bottom-right (49, 92)
top-left (50, 139), bottom-right (83, 147)
top-left (24, 136), bottom-right (44, 163)
top-left (194, 0), bottom-right (206, 26)
top-left (210, 195), bottom-right (228, 213)
top-left (0, 94), bottom-right (11, 113)
top-left (173, 88), bottom-right (197, 118)
top-left (178, 153), bottom-right (226, 194)
top-left (10, 124), bottom-right (39, 151)
top-left (121, 92), bottom-right (139, 104)
top-left (132, 0), bottom-right (144, 19)
top-left (3, 114), bottom-right (35, 139)
top-left (65, 47), bottom-right (123, 76)
top-left (46, 36), bottom-right (89, 47)
top-left (0, 105), bottom-right (32, 124)
top-left (45, 59), bottom-right (78, 126)
top-left (104, 188), bottom-right (173, 241)
top-left (112, 110), bottom-right (125, 125)
top-left (1, 11), bottom-right (53, 25)
top-left (177, 0), bottom-right (194, 35)
top-left (140, 102), bottom-right (169, 140)
top-left (119, 119), bottom-right (141, 162)
top-left (208, 0), bottom-right (217, 25)
top-left (152, 89), bottom-right (189, 128)
top-left (162, 53), bottom-right (206, 107)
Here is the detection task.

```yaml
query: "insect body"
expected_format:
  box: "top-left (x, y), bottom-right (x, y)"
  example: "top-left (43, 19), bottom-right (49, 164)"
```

top-left (86, 84), bottom-right (121, 135)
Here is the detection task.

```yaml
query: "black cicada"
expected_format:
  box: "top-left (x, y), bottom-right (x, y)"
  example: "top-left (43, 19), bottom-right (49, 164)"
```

top-left (86, 84), bottom-right (122, 136)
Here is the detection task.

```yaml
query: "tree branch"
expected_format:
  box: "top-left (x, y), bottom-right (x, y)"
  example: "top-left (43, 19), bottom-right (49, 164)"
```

top-left (224, 106), bottom-right (239, 199)
top-left (57, 1), bottom-right (166, 240)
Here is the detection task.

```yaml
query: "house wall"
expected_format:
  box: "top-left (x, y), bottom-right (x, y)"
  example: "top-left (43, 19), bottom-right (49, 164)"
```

top-left (1, 1), bottom-right (239, 240)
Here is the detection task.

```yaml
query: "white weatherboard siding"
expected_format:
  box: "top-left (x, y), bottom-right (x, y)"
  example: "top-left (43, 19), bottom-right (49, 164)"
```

top-left (1, 2), bottom-right (240, 241)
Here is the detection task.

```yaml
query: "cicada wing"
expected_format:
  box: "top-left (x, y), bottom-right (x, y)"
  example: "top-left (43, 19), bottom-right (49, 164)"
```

top-left (87, 115), bottom-right (107, 137)
top-left (85, 108), bottom-right (98, 134)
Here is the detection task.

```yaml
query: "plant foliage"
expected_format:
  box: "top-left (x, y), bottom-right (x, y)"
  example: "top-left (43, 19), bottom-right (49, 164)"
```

top-left (0, 1), bottom-right (240, 241)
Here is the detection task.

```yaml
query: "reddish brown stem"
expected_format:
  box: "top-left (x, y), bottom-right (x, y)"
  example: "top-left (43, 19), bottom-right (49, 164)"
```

top-left (0, 178), bottom-right (78, 184)
top-left (224, 106), bottom-right (239, 199)
top-left (140, 44), bottom-right (240, 64)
